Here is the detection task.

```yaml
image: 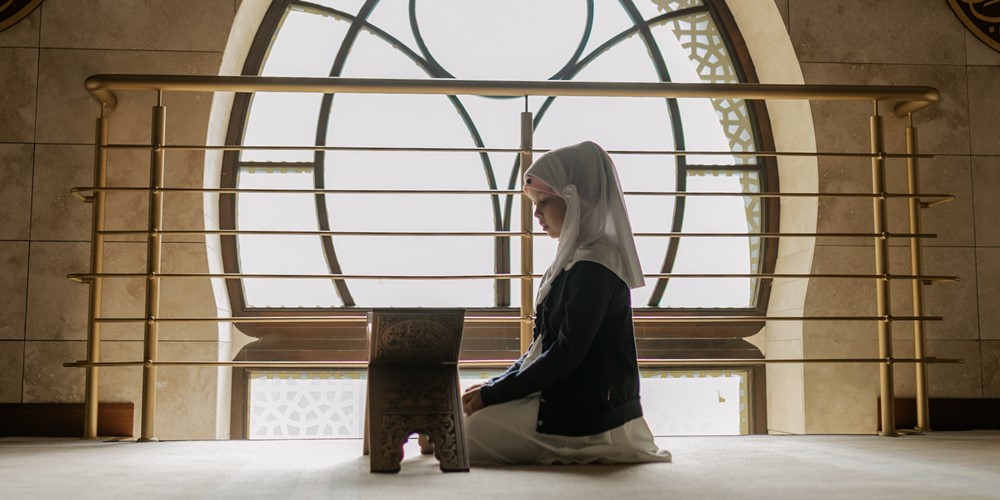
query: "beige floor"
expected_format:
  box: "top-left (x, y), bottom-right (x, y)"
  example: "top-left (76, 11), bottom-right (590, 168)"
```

top-left (2, 432), bottom-right (999, 499)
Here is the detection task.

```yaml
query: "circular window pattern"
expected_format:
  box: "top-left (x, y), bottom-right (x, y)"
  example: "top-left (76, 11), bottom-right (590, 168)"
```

top-left (228, 0), bottom-right (772, 311)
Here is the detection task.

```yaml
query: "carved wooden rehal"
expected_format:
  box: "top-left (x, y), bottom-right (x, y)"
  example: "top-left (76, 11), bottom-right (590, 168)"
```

top-left (365, 308), bottom-right (469, 473)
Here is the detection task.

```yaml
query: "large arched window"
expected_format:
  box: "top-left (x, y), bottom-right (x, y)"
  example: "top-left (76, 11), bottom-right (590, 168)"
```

top-left (223, 0), bottom-right (776, 322)
top-left (223, 0), bottom-right (778, 439)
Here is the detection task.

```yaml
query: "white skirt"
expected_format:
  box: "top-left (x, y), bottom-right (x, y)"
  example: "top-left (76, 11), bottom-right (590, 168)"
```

top-left (465, 393), bottom-right (672, 465)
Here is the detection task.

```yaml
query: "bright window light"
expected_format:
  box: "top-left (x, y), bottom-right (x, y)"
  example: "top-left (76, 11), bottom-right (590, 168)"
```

top-left (233, 1), bottom-right (764, 310)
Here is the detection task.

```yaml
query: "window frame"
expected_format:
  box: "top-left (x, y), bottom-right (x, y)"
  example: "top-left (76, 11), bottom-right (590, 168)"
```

top-left (219, 0), bottom-right (779, 346)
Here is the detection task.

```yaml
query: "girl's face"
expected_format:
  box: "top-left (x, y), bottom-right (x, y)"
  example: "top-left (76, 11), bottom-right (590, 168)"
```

top-left (528, 190), bottom-right (567, 239)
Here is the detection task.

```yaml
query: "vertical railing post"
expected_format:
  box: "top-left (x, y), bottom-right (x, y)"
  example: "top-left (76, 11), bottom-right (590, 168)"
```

top-left (139, 95), bottom-right (166, 442)
top-left (906, 119), bottom-right (930, 432)
top-left (83, 116), bottom-right (109, 439)
top-left (519, 109), bottom-right (534, 353)
top-left (871, 103), bottom-right (897, 436)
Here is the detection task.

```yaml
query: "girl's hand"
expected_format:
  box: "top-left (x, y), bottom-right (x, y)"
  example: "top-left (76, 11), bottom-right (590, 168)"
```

top-left (462, 387), bottom-right (485, 415)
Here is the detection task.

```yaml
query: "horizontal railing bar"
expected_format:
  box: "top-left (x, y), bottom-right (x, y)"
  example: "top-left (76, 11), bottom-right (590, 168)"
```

top-left (641, 274), bottom-right (958, 283)
top-left (922, 198), bottom-right (954, 208)
top-left (100, 142), bottom-right (935, 159)
top-left (62, 356), bottom-right (962, 369)
top-left (91, 316), bottom-right (366, 324)
top-left (67, 186), bottom-right (955, 205)
top-left (632, 357), bottom-right (964, 365)
top-left (642, 315), bottom-right (942, 322)
top-left (84, 75), bottom-right (939, 116)
top-left (88, 315), bottom-right (941, 324)
top-left (90, 229), bottom-right (938, 239)
top-left (468, 358), bottom-right (967, 367)
top-left (624, 192), bottom-right (951, 200)
top-left (114, 144), bottom-right (532, 153)
top-left (645, 273), bottom-right (958, 282)
top-left (76, 187), bottom-right (519, 196)
top-left (66, 272), bottom-right (959, 282)
top-left (97, 229), bottom-right (522, 237)
top-left (72, 273), bottom-right (526, 281)
top-left (91, 316), bottom-right (524, 324)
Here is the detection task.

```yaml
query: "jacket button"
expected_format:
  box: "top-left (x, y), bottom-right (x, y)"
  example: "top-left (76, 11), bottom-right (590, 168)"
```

top-left (537, 420), bottom-right (544, 426)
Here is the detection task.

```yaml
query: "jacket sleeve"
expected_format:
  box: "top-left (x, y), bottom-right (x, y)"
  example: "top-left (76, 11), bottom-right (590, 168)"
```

top-left (479, 262), bottom-right (616, 406)
top-left (487, 349), bottom-right (529, 383)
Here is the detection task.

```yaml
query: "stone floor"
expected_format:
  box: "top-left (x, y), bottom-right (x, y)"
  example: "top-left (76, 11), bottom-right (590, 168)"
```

top-left (2, 432), bottom-right (999, 499)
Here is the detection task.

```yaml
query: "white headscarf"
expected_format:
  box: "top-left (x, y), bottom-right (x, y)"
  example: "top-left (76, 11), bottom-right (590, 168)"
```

top-left (525, 141), bottom-right (644, 306)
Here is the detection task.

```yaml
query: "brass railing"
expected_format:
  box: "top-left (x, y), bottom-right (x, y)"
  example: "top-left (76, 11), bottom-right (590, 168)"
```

top-left (66, 75), bottom-right (958, 441)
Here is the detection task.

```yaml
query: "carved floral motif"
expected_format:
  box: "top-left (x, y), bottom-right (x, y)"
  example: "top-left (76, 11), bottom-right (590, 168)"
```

top-left (373, 414), bottom-right (465, 472)
top-left (366, 309), bottom-right (468, 473)
top-left (369, 309), bottom-right (464, 364)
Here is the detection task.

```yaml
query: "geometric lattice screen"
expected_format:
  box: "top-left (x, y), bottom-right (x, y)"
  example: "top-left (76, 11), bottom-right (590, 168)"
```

top-left (248, 369), bottom-right (748, 438)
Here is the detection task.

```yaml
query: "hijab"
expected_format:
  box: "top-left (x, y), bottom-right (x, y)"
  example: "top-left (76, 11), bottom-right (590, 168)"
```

top-left (524, 141), bottom-right (645, 306)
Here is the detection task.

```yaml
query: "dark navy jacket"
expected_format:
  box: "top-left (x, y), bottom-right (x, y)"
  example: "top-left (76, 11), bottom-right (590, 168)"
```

top-left (478, 261), bottom-right (644, 436)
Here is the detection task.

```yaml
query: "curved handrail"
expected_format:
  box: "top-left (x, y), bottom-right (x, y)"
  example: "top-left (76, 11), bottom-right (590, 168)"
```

top-left (85, 74), bottom-right (939, 117)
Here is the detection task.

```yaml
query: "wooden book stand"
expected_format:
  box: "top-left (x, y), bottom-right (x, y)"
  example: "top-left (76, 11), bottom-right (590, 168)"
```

top-left (364, 308), bottom-right (469, 473)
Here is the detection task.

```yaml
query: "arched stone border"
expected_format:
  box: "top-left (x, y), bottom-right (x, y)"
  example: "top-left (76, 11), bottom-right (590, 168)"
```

top-left (727, 0), bottom-right (819, 434)
top-left (203, 0), bottom-right (271, 438)
top-left (202, 0), bottom-right (816, 437)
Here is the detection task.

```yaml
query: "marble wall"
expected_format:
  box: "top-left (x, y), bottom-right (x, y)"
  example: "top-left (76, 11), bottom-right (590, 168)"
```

top-left (777, 0), bottom-right (1000, 433)
top-left (0, 0), bottom-right (239, 439)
